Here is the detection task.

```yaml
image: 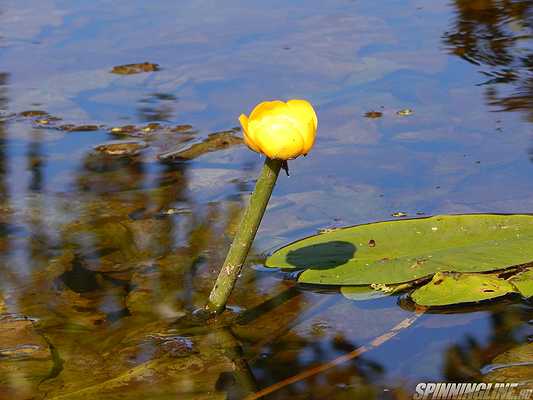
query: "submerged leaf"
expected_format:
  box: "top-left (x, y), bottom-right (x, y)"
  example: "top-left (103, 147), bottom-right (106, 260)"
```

top-left (410, 272), bottom-right (515, 306)
top-left (482, 343), bottom-right (533, 383)
top-left (508, 267), bottom-right (533, 297)
top-left (340, 286), bottom-right (390, 301)
top-left (158, 131), bottom-right (243, 161)
top-left (265, 214), bottom-right (533, 285)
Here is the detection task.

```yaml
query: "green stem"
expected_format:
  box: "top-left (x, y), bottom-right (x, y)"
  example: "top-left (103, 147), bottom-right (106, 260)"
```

top-left (205, 157), bottom-right (282, 314)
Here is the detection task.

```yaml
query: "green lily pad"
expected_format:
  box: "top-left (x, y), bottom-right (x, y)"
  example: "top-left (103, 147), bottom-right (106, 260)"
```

top-left (410, 272), bottom-right (516, 306)
top-left (265, 214), bottom-right (533, 285)
top-left (508, 268), bottom-right (533, 298)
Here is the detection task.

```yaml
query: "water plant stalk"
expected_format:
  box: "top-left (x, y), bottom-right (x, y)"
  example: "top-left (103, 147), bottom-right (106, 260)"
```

top-left (205, 157), bottom-right (282, 314)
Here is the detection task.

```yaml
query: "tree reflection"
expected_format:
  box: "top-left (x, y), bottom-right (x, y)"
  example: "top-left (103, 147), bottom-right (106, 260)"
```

top-left (0, 72), bottom-right (9, 204)
top-left (443, 0), bottom-right (533, 120)
top-left (137, 92), bottom-right (178, 122)
top-left (442, 302), bottom-right (532, 382)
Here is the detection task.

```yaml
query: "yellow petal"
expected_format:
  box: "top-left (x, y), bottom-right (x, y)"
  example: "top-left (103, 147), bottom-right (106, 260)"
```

top-left (239, 114), bottom-right (260, 152)
top-left (239, 113), bottom-right (249, 132)
top-left (286, 99), bottom-right (318, 153)
top-left (287, 99), bottom-right (318, 130)
top-left (249, 100), bottom-right (287, 122)
top-left (301, 119), bottom-right (316, 154)
top-left (252, 115), bottom-right (304, 160)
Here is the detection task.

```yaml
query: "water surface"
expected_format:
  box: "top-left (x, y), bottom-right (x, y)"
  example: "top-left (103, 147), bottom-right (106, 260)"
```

top-left (1, 1), bottom-right (532, 399)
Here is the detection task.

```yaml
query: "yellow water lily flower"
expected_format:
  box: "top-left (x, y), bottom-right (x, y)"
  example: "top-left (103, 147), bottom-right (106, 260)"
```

top-left (239, 99), bottom-right (318, 160)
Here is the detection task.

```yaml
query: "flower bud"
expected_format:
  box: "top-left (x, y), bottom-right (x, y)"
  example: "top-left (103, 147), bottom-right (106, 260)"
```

top-left (239, 99), bottom-right (318, 160)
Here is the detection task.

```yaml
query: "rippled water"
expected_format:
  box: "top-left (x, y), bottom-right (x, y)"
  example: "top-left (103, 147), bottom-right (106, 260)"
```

top-left (0, 1), bottom-right (532, 399)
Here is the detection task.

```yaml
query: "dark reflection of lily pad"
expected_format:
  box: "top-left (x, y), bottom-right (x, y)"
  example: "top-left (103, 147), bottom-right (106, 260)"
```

top-left (285, 241), bottom-right (356, 269)
top-left (111, 62), bottom-right (160, 75)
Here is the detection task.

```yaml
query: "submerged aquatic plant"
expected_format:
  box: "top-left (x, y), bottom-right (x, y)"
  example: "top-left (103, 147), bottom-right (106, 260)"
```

top-left (205, 99), bottom-right (318, 314)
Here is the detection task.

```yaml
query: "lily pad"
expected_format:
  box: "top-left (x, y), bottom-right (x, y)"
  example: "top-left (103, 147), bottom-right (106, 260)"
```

top-left (410, 272), bottom-right (516, 306)
top-left (508, 267), bottom-right (533, 297)
top-left (265, 214), bottom-right (533, 285)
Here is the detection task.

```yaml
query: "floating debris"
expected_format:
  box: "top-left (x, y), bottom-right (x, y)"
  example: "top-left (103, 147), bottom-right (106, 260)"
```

top-left (391, 211), bottom-right (408, 218)
top-left (142, 123), bottom-right (162, 132)
top-left (171, 124), bottom-right (194, 132)
top-left (396, 108), bottom-right (413, 116)
top-left (94, 140), bottom-right (148, 157)
top-left (110, 123), bottom-right (195, 137)
top-left (19, 110), bottom-right (48, 117)
top-left (364, 111), bottom-right (383, 118)
top-left (34, 116), bottom-right (62, 125)
top-left (110, 125), bottom-right (137, 135)
top-left (158, 130), bottom-right (243, 161)
top-left (111, 62), bottom-right (160, 75)
top-left (59, 124), bottom-right (100, 132)
top-left (416, 211), bottom-right (426, 216)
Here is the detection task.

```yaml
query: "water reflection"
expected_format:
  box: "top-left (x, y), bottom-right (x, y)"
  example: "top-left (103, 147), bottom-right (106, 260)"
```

top-left (137, 92), bottom-right (178, 122)
top-left (1, 0), bottom-right (533, 398)
top-left (444, 0), bottom-right (533, 120)
top-left (442, 302), bottom-right (532, 381)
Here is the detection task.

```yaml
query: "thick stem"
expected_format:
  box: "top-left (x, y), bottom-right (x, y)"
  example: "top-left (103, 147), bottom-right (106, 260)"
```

top-left (205, 157), bottom-right (282, 314)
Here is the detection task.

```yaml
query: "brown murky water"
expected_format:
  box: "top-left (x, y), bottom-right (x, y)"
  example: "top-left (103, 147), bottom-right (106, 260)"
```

top-left (0, 1), bottom-right (533, 399)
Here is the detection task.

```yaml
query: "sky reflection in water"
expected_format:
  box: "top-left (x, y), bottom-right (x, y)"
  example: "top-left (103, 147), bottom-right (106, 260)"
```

top-left (0, 1), bottom-right (532, 399)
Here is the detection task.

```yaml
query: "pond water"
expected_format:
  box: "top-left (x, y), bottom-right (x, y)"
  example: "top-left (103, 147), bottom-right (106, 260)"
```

top-left (1, 0), bottom-right (533, 399)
